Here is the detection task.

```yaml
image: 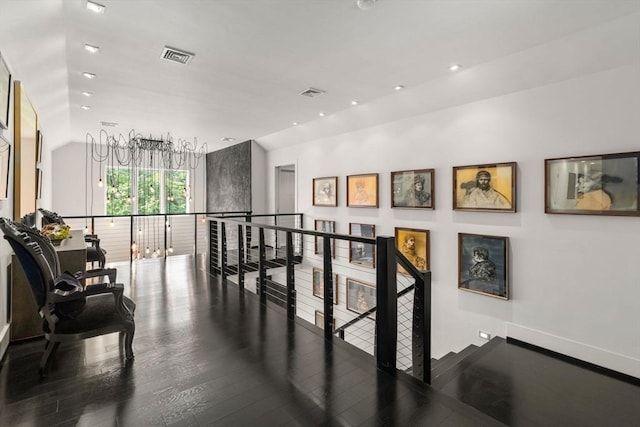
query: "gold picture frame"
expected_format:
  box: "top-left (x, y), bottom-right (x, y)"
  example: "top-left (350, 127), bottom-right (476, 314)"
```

top-left (395, 227), bottom-right (429, 273)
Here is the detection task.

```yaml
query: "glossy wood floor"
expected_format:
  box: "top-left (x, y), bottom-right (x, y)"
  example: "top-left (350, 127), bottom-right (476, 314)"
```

top-left (0, 256), bottom-right (637, 426)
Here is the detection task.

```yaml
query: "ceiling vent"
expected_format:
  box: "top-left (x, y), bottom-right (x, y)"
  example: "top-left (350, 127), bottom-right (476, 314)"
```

top-left (100, 121), bottom-right (118, 127)
top-left (160, 46), bottom-right (194, 65)
top-left (299, 87), bottom-right (326, 98)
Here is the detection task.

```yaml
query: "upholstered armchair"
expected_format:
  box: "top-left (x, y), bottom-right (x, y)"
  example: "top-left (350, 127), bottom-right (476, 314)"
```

top-left (0, 218), bottom-right (135, 376)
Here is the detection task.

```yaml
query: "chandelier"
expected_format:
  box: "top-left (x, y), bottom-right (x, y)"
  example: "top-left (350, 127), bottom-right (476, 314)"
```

top-left (84, 129), bottom-right (207, 259)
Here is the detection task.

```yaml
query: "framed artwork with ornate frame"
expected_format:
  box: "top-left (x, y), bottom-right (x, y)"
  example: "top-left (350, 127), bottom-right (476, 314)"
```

top-left (453, 162), bottom-right (516, 212)
top-left (395, 227), bottom-right (429, 273)
top-left (347, 173), bottom-right (378, 207)
top-left (314, 219), bottom-right (336, 258)
top-left (0, 51), bottom-right (11, 130)
top-left (313, 176), bottom-right (338, 207)
top-left (391, 168), bottom-right (434, 209)
top-left (312, 267), bottom-right (338, 305)
top-left (458, 233), bottom-right (509, 300)
top-left (349, 223), bottom-right (375, 268)
top-left (346, 278), bottom-right (376, 316)
top-left (545, 151), bottom-right (639, 217)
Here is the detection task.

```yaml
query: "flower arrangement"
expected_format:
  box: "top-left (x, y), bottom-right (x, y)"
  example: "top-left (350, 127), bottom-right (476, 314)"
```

top-left (42, 223), bottom-right (72, 241)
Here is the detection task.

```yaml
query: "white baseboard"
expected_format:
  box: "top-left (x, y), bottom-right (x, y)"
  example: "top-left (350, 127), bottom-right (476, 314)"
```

top-left (506, 323), bottom-right (639, 378)
top-left (0, 323), bottom-right (9, 363)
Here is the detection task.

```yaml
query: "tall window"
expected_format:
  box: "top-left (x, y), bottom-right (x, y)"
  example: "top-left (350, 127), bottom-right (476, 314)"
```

top-left (106, 167), bottom-right (189, 215)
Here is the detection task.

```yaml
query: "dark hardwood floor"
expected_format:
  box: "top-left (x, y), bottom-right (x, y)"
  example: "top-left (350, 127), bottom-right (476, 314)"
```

top-left (0, 256), bottom-right (637, 426)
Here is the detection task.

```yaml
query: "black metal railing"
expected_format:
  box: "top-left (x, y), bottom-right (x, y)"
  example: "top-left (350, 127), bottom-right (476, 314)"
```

top-left (207, 213), bottom-right (432, 383)
top-left (60, 211), bottom-right (250, 263)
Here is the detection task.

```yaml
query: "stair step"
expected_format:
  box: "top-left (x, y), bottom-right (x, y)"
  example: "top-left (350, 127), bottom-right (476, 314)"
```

top-left (431, 345), bottom-right (480, 379)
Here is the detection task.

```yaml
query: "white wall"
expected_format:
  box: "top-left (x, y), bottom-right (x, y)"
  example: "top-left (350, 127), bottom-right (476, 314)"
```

top-left (264, 64), bottom-right (640, 377)
top-left (52, 142), bottom-right (207, 216)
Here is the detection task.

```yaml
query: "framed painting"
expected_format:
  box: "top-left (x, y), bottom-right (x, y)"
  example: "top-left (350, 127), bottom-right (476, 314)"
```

top-left (314, 311), bottom-right (336, 331)
top-left (458, 233), bottom-right (509, 300)
top-left (313, 176), bottom-right (338, 206)
top-left (453, 162), bottom-right (516, 212)
top-left (545, 151), bottom-right (639, 217)
top-left (0, 135), bottom-right (10, 199)
top-left (314, 219), bottom-right (336, 258)
top-left (346, 278), bottom-right (376, 315)
top-left (36, 130), bottom-right (43, 163)
top-left (395, 227), bottom-right (429, 273)
top-left (0, 51), bottom-right (11, 130)
top-left (391, 168), bottom-right (434, 209)
top-left (13, 81), bottom-right (38, 220)
top-left (347, 173), bottom-right (378, 207)
top-left (349, 223), bottom-right (375, 268)
top-left (36, 167), bottom-right (43, 200)
top-left (312, 267), bottom-right (338, 305)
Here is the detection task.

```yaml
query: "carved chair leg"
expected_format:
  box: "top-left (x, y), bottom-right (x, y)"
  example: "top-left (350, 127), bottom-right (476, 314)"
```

top-left (124, 322), bottom-right (135, 360)
top-left (39, 340), bottom-right (59, 377)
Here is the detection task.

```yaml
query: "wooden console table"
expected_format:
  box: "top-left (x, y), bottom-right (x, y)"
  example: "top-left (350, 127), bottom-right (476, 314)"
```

top-left (10, 230), bottom-right (87, 342)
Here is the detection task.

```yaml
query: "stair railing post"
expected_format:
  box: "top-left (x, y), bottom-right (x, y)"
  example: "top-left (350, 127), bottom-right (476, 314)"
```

top-left (221, 222), bottom-right (228, 281)
top-left (258, 228), bottom-right (267, 304)
top-left (412, 270), bottom-right (432, 384)
top-left (286, 231), bottom-right (296, 320)
top-left (238, 224), bottom-right (245, 290)
top-left (323, 236), bottom-right (334, 338)
top-left (209, 219), bottom-right (220, 275)
top-left (375, 236), bottom-right (397, 373)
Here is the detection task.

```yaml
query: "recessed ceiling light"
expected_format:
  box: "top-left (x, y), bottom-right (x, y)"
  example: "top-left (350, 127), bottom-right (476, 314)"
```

top-left (84, 44), bottom-right (100, 53)
top-left (394, 85), bottom-right (405, 91)
top-left (319, 112), bottom-right (325, 117)
top-left (83, 72), bottom-right (96, 79)
top-left (82, 91), bottom-right (93, 97)
top-left (449, 64), bottom-right (462, 71)
top-left (292, 122), bottom-right (299, 126)
top-left (351, 100), bottom-right (359, 106)
top-left (81, 105), bottom-right (91, 110)
top-left (86, 1), bottom-right (105, 13)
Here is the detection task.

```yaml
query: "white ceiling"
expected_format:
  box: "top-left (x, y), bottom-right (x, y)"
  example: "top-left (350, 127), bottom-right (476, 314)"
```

top-left (0, 0), bottom-right (638, 152)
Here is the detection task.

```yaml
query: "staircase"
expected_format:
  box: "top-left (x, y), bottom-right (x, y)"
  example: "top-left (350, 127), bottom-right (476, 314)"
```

top-left (404, 337), bottom-right (505, 388)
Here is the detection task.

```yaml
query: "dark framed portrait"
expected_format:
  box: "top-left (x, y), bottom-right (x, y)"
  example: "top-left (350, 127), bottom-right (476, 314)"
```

top-left (346, 278), bottom-right (376, 316)
top-left (458, 233), bottom-right (509, 300)
top-left (391, 168), bottom-right (434, 209)
top-left (453, 162), bottom-right (517, 212)
top-left (0, 51), bottom-right (11, 130)
top-left (314, 219), bottom-right (336, 258)
top-left (349, 223), bottom-right (375, 268)
top-left (313, 176), bottom-right (338, 207)
top-left (312, 267), bottom-right (338, 305)
top-left (0, 135), bottom-right (10, 200)
top-left (36, 130), bottom-right (43, 163)
top-left (347, 173), bottom-right (378, 207)
top-left (545, 151), bottom-right (639, 217)
top-left (395, 227), bottom-right (429, 273)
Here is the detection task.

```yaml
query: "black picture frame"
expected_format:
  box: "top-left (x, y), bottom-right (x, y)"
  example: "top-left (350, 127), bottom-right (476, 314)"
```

top-left (458, 233), bottom-right (509, 300)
